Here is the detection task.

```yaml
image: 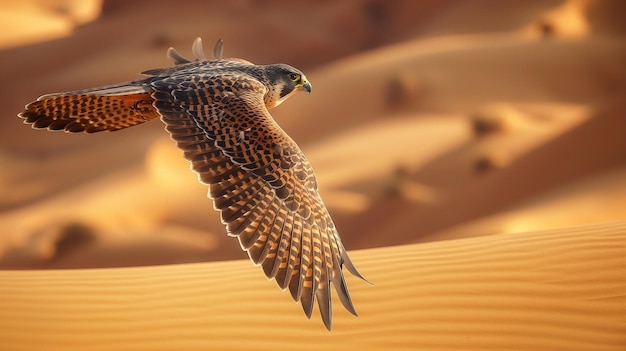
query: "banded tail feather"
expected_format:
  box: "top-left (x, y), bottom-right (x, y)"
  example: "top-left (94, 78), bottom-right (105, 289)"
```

top-left (19, 80), bottom-right (159, 133)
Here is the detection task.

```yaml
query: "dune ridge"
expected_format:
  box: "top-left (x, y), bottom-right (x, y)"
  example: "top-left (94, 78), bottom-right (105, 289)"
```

top-left (1, 221), bottom-right (624, 350)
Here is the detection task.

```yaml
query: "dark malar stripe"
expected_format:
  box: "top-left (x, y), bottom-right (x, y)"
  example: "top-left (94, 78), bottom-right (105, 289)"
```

top-left (279, 85), bottom-right (291, 98)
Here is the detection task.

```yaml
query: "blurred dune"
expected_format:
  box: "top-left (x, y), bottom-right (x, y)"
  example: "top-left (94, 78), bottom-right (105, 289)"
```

top-left (0, 0), bottom-right (103, 49)
top-left (1, 221), bottom-right (624, 350)
top-left (1, 0), bottom-right (626, 347)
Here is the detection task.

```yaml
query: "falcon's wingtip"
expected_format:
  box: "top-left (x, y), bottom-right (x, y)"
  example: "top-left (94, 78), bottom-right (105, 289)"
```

top-left (192, 37), bottom-right (206, 61)
top-left (167, 47), bottom-right (191, 65)
top-left (342, 251), bottom-right (372, 285)
top-left (213, 38), bottom-right (224, 59)
top-left (317, 289), bottom-right (333, 331)
top-left (166, 37), bottom-right (224, 64)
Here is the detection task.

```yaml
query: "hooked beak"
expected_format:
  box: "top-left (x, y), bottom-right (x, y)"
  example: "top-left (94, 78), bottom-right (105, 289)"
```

top-left (300, 77), bottom-right (312, 94)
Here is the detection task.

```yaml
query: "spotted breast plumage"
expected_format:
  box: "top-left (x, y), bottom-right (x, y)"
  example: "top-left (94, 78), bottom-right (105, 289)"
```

top-left (18, 38), bottom-right (366, 330)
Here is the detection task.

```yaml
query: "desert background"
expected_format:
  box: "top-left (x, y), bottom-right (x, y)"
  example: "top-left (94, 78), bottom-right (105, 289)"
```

top-left (0, 0), bottom-right (625, 350)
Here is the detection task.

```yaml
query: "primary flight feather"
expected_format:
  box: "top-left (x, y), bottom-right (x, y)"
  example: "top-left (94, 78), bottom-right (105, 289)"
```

top-left (18, 37), bottom-right (365, 330)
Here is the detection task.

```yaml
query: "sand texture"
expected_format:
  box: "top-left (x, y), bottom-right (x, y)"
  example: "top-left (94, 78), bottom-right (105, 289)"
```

top-left (1, 221), bottom-right (625, 350)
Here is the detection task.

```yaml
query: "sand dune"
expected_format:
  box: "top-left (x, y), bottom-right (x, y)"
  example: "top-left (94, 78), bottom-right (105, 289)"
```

top-left (1, 221), bottom-right (624, 350)
top-left (433, 165), bottom-right (626, 239)
top-left (0, 0), bottom-right (102, 49)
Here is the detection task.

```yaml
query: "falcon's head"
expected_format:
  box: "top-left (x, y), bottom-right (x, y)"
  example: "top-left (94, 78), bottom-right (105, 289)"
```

top-left (263, 64), bottom-right (312, 109)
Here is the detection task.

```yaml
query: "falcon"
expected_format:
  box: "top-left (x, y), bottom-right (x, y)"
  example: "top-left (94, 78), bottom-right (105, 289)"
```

top-left (18, 38), bottom-right (365, 330)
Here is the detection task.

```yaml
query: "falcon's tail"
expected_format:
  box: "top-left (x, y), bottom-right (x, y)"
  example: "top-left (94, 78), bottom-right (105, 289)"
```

top-left (19, 79), bottom-right (159, 133)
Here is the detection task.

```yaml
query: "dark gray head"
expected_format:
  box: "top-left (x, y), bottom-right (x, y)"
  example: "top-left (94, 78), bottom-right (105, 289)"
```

top-left (262, 63), bottom-right (312, 109)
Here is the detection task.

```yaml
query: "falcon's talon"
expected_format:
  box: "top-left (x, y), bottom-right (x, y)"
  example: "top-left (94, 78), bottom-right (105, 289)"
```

top-left (17, 37), bottom-right (366, 331)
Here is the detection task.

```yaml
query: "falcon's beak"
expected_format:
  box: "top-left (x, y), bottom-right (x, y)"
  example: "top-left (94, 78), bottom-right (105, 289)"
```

top-left (299, 77), bottom-right (312, 94)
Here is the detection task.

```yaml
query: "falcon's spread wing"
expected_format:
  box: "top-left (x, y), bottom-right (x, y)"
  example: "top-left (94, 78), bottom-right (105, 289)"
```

top-left (152, 73), bottom-right (364, 329)
top-left (18, 38), bottom-right (365, 330)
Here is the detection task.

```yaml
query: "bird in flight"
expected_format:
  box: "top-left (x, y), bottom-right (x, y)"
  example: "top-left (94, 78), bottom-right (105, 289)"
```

top-left (19, 38), bottom-right (366, 330)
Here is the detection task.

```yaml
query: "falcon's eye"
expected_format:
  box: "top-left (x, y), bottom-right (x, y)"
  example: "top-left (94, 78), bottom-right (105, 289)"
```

top-left (288, 73), bottom-right (299, 81)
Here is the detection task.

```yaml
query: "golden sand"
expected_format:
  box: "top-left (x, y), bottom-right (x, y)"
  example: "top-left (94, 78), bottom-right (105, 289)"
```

top-left (1, 221), bottom-right (624, 350)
